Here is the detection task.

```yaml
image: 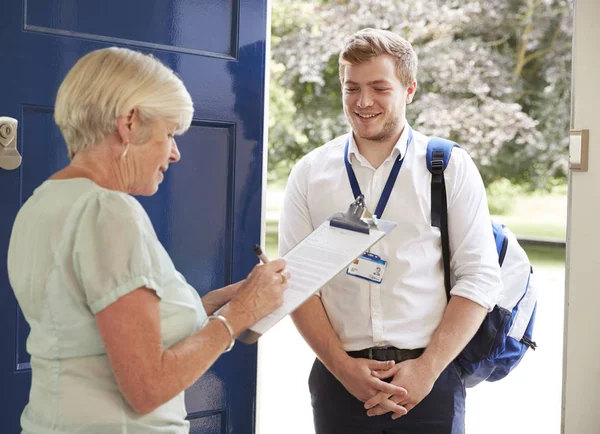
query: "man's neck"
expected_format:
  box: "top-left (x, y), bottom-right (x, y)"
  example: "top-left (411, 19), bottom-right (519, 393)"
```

top-left (354, 129), bottom-right (404, 169)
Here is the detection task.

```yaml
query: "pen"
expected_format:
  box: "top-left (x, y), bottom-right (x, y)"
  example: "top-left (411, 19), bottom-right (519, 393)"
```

top-left (253, 244), bottom-right (270, 264)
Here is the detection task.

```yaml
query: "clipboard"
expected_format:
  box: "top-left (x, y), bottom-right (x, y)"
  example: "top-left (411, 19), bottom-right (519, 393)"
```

top-left (238, 195), bottom-right (396, 344)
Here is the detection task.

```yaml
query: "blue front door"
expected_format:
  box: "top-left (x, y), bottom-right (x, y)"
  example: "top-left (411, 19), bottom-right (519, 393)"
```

top-left (0, 1), bottom-right (268, 433)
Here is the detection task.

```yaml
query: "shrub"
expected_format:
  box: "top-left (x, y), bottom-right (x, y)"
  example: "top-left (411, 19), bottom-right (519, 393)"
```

top-left (486, 178), bottom-right (522, 216)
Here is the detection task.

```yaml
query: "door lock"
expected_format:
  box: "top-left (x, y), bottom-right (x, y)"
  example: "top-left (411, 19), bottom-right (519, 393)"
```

top-left (0, 117), bottom-right (21, 170)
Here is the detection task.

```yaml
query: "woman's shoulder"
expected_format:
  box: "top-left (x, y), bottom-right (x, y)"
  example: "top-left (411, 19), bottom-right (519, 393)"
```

top-left (72, 182), bottom-right (151, 231)
top-left (45, 178), bottom-right (141, 213)
top-left (34, 178), bottom-right (151, 233)
top-left (83, 184), bottom-right (143, 218)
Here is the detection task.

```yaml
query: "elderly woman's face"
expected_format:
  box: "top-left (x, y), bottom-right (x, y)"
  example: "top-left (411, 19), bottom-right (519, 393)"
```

top-left (130, 119), bottom-right (181, 196)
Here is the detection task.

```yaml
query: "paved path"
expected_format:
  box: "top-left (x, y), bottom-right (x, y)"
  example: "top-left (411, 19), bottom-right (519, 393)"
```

top-left (258, 265), bottom-right (565, 434)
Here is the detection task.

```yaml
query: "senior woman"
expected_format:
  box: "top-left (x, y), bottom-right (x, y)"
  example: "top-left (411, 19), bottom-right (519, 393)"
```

top-left (7, 47), bottom-right (289, 433)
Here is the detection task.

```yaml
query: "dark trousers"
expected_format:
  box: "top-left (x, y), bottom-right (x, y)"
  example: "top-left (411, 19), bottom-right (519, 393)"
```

top-left (309, 358), bottom-right (466, 434)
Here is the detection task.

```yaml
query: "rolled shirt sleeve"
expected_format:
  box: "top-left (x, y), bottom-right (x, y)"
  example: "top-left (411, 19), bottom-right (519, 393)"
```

top-left (445, 148), bottom-right (503, 310)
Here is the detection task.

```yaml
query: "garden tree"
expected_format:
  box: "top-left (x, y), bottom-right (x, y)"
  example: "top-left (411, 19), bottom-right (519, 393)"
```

top-left (268, 0), bottom-right (573, 188)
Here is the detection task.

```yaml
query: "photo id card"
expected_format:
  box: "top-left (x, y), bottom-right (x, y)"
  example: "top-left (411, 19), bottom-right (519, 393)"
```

top-left (347, 252), bottom-right (387, 284)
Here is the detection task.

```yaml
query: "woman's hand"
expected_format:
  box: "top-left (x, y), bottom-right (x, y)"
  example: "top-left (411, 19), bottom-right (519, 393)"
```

top-left (221, 258), bottom-right (290, 334)
top-left (201, 281), bottom-right (245, 315)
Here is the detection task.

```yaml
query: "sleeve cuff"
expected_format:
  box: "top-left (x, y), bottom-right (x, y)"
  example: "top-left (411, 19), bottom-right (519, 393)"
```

top-left (89, 276), bottom-right (163, 314)
top-left (449, 284), bottom-right (498, 311)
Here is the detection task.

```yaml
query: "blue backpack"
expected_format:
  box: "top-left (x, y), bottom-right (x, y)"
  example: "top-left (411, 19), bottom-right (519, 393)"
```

top-left (426, 137), bottom-right (538, 388)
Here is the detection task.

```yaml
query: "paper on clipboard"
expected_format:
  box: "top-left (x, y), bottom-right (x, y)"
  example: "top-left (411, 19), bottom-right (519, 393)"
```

top-left (238, 215), bottom-right (396, 344)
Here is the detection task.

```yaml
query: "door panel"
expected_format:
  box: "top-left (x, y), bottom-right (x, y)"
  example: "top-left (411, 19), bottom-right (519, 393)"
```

top-left (25, 0), bottom-right (238, 57)
top-left (189, 414), bottom-right (222, 434)
top-left (21, 106), bottom-right (68, 200)
top-left (0, 1), bottom-right (267, 433)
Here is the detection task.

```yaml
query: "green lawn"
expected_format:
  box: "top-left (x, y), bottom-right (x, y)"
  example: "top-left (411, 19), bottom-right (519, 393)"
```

top-left (522, 244), bottom-right (565, 268)
top-left (265, 229), bottom-right (278, 259)
top-left (491, 193), bottom-right (567, 241)
top-left (492, 216), bottom-right (566, 240)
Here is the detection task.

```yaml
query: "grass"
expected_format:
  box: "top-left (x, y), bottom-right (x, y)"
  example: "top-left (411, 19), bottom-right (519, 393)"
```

top-left (495, 218), bottom-right (566, 240)
top-left (523, 244), bottom-right (565, 268)
top-left (491, 193), bottom-right (567, 241)
top-left (265, 230), bottom-right (278, 259)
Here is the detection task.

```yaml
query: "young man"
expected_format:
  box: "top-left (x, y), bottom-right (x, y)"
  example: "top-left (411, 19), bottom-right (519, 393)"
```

top-left (279, 29), bottom-right (503, 434)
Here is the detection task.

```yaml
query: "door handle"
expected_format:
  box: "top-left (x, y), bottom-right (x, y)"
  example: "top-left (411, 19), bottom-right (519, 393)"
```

top-left (0, 117), bottom-right (21, 170)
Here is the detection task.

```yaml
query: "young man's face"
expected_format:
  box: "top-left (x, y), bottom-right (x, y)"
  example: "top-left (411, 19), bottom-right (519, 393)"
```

top-left (342, 54), bottom-right (417, 145)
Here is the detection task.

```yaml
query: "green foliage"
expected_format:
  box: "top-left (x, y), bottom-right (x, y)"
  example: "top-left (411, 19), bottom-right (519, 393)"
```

top-left (486, 178), bottom-right (523, 215)
top-left (268, 0), bottom-right (573, 189)
top-left (267, 60), bottom-right (308, 181)
top-left (548, 177), bottom-right (569, 195)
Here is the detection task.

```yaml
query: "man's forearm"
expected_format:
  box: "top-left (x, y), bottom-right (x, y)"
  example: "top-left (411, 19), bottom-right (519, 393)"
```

top-left (291, 295), bottom-right (351, 377)
top-left (419, 295), bottom-right (487, 378)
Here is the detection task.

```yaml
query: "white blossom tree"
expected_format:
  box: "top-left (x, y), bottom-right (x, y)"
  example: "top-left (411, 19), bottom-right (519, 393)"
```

top-left (269, 0), bottom-right (573, 188)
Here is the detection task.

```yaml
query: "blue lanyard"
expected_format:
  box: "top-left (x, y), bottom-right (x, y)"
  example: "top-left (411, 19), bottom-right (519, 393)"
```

top-left (344, 128), bottom-right (413, 219)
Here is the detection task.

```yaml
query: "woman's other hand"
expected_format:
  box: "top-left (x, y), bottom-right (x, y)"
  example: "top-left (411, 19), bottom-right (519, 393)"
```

top-left (201, 281), bottom-right (245, 316)
top-left (222, 259), bottom-right (290, 334)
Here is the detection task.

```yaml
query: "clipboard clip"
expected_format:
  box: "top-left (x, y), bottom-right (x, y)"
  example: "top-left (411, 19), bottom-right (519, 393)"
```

top-left (330, 195), bottom-right (374, 234)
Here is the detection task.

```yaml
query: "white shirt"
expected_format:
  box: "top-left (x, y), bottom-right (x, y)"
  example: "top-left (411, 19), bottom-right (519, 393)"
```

top-left (279, 125), bottom-right (502, 351)
top-left (8, 178), bottom-right (206, 434)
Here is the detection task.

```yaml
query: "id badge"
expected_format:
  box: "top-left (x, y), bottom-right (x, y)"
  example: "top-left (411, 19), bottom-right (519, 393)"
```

top-left (347, 252), bottom-right (387, 284)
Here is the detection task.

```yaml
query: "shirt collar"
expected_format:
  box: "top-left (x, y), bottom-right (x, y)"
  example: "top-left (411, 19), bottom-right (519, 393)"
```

top-left (347, 121), bottom-right (411, 167)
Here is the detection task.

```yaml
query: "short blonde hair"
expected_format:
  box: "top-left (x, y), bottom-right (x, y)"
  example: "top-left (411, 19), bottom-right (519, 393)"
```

top-left (54, 47), bottom-right (194, 158)
top-left (339, 28), bottom-right (418, 87)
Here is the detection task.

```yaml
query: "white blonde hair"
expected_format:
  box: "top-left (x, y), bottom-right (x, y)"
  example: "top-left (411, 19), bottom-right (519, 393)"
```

top-left (54, 47), bottom-right (194, 158)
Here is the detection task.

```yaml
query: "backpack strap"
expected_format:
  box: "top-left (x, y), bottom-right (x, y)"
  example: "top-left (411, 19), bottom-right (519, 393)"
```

top-left (426, 137), bottom-right (459, 300)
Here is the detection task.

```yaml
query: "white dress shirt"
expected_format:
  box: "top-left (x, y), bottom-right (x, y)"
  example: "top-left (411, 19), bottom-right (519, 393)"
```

top-left (279, 124), bottom-right (503, 351)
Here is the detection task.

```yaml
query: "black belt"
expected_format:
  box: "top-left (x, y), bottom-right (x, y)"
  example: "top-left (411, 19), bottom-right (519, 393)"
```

top-left (347, 347), bottom-right (425, 363)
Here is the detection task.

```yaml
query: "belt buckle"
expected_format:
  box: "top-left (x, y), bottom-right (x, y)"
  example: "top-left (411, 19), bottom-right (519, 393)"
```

top-left (368, 348), bottom-right (373, 359)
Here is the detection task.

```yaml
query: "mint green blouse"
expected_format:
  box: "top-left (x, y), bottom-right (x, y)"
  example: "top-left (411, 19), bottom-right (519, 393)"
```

top-left (7, 178), bottom-right (207, 433)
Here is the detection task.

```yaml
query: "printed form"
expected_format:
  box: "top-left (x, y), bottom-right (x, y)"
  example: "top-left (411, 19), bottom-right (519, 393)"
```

top-left (239, 218), bottom-right (395, 344)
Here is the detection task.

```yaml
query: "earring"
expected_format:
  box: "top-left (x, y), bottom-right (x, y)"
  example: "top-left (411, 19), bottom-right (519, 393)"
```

top-left (120, 142), bottom-right (130, 160)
